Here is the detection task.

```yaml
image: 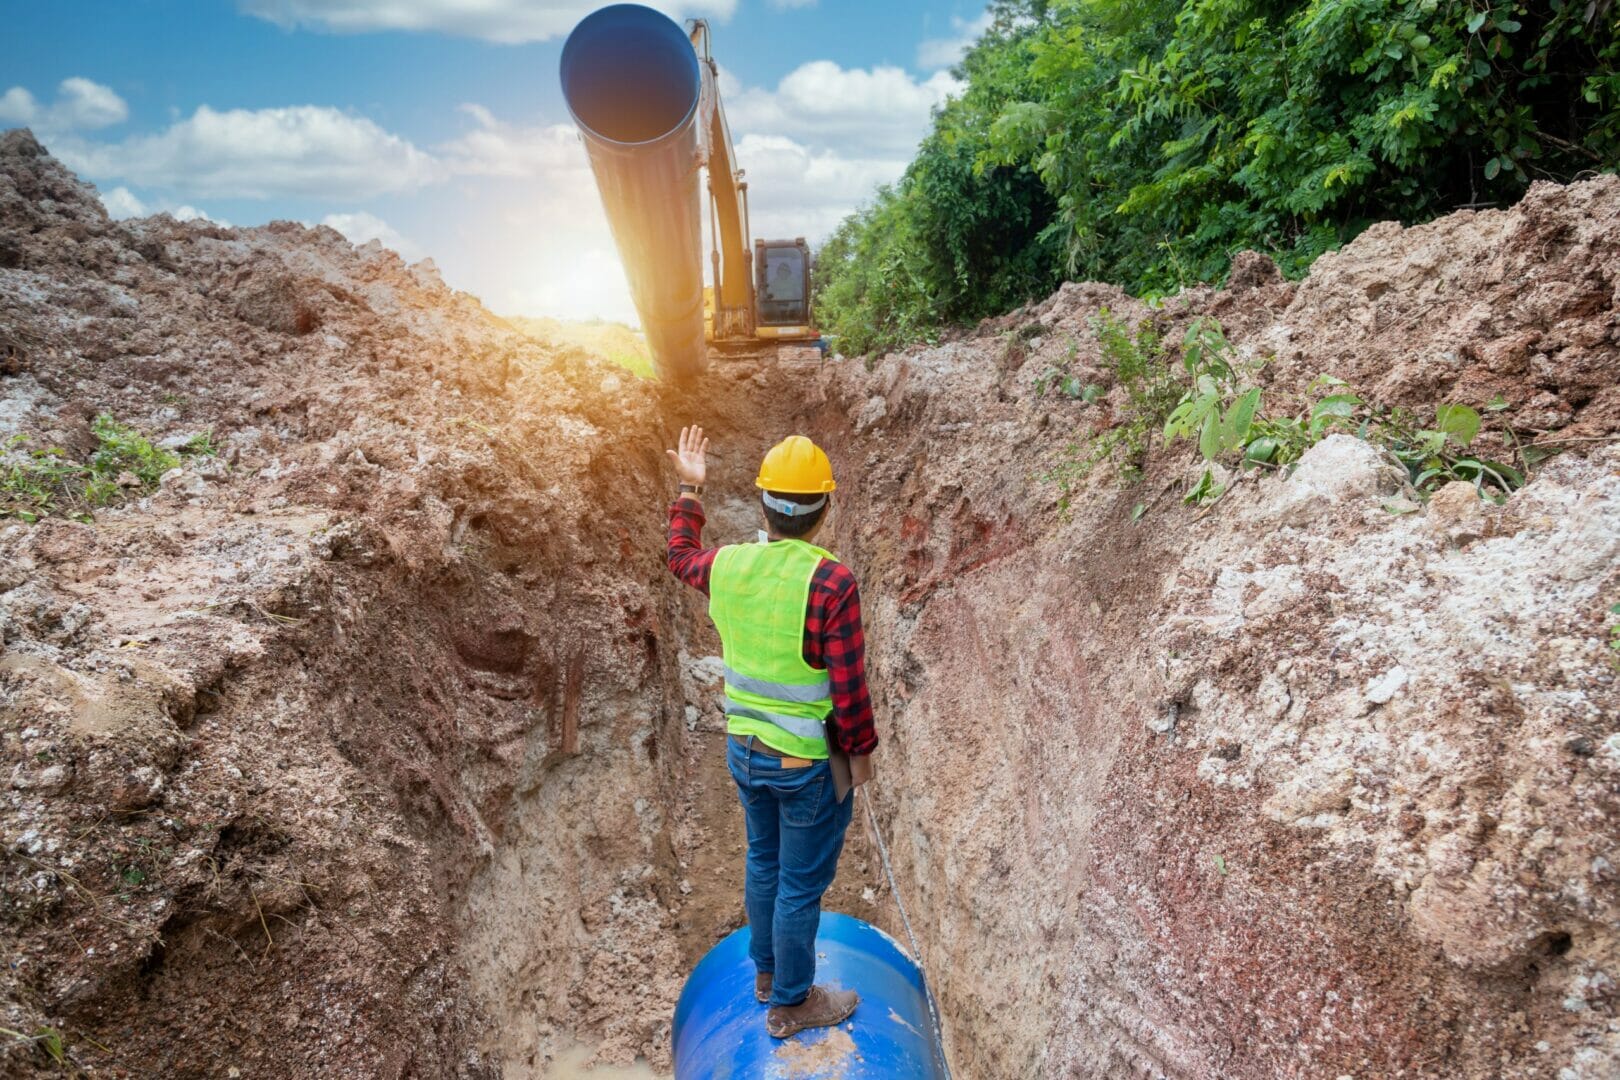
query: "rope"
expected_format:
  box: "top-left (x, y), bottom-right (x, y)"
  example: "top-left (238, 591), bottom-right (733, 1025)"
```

top-left (860, 785), bottom-right (952, 1078)
top-left (862, 786), bottom-right (922, 961)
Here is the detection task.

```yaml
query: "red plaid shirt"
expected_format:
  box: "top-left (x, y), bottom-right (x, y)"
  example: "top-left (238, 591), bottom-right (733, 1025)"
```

top-left (667, 497), bottom-right (877, 756)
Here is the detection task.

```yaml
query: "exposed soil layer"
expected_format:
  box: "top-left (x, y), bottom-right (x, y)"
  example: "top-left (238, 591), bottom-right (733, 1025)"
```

top-left (0, 129), bottom-right (875, 1078)
top-left (3, 129), bottom-right (1618, 1080)
top-left (808, 176), bottom-right (1620, 1078)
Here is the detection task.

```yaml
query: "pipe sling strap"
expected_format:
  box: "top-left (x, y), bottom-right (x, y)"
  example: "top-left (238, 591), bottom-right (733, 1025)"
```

top-left (708, 538), bottom-right (838, 760)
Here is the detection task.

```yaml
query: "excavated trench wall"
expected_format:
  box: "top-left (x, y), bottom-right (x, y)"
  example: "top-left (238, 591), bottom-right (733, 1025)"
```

top-left (802, 178), bottom-right (1620, 1078)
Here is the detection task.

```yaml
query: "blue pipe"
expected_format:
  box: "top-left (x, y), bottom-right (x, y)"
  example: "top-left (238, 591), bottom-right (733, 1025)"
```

top-left (560, 4), bottom-right (708, 381)
top-left (672, 913), bottom-right (950, 1078)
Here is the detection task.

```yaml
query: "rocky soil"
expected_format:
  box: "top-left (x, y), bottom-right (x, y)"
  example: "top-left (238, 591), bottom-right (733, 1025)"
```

top-left (807, 175), bottom-right (1620, 1078)
top-left (2, 124), bottom-right (1618, 1080)
top-left (0, 128), bottom-right (877, 1077)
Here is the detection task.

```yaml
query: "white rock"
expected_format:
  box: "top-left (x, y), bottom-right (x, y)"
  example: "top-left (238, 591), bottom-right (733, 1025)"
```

top-left (1256, 434), bottom-right (1406, 527)
top-left (159, 468), bottom-right (207, 496)
top-left (1365, 666), bottom-right (1408, 705)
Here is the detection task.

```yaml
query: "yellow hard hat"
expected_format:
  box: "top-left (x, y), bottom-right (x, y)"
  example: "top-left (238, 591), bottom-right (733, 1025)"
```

top-left (755, 435), bottom-right (836, 494)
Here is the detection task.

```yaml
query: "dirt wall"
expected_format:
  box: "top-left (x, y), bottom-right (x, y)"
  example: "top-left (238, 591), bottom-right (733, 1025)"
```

top-left (805, 177), bottom-right (1620, 1078)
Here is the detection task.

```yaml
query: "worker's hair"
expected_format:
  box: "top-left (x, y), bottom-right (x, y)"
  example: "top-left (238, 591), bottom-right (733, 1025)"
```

top-left (762, 490), bottom-right (829, 539)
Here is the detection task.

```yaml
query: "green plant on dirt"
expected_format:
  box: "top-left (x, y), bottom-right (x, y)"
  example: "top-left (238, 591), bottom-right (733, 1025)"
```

top-left (0, 1025), bottom-right (66, 1066)
top-left (2, 415), bottom-right (213, 522)
top-left (1159, 330), bottom-right (1369, 504)
top-left (1034, 332), bottom-right (1105, 401)
top-left (1084, 313), bottom-right (1538, 508)
top-left (1365, 403), bottom-right (1526, 501)
top-left (89, 414), bottom-right (180, 488)
top-left (1046, 309), bottom-right (1182, 508)
top-left (1160, 317), bottom-right (1266, 501)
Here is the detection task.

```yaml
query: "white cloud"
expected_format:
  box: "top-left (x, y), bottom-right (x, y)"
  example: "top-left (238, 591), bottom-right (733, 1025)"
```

top-left (440, 105), bottom-right (588, 180)
top-left (731, 133), bottom-right (906, 242)
top-left (96, 184), bottom-right (231, 226)
top-left (0, 87), bottom-right (39, 125)
top-left (321, 210), bottom-right (424, 260)
top-left (57, 104), bottom-right (441, 199)
top-left (917, 10), bottom-right (995, 70)
top-left (98, 185), bottom-right (147, 218)
top-left (173, 204), bottom-right (232, 226)
top-left (240, 0), bottom-right (737, 44)
top-left (725, 61), bottom-right (960, 158)
top-left (0, 77), bottom-right (128, 131)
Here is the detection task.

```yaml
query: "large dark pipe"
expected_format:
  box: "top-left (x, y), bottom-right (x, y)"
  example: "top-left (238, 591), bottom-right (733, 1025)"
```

top-left (561, 4), bottom-right (708, 380)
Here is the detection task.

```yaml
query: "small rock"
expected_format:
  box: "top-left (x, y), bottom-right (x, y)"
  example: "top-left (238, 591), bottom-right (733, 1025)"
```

top-left (1425, 480), bottom-right (1486, 543)
top-left (159, 468), bottom-right (207, 496)
top-left (157, 432), bottom-right (199, 451)
top-left (1365, 665), bottom-right (1408, 705)
top-left (115, 469), bottom-right (141, 488)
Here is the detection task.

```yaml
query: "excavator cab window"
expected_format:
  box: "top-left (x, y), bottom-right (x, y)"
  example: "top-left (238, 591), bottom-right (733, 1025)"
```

top-left (755, 240), bottom-right (810, 327)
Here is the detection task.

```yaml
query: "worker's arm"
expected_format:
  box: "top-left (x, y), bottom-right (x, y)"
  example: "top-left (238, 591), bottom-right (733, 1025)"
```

top-left (666, 425), bottom-right (717, 593)
top-left (820, 567), bottom-right (877, 786)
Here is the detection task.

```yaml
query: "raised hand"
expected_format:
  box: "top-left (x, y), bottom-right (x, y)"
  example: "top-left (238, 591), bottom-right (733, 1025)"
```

top-left (665, 424), bottom-right (709, 487)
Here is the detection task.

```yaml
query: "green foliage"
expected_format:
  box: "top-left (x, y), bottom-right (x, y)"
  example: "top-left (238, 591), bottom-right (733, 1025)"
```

top-left (1368, 403), bottom-right (1526, 501)
top-left (814, 5), bottom-right (1064, 354)
top-left (2, 416), bottom-right (209, 522)
top-left (1082, 314), bottom-right (1535, 507)
top-left (1610, 602), bottom-right (1620, 662)
top-left (1046, 309), bottom-right (1182, 506)
top-left (815, 0), bottom-right (1620, 347)
top-left (89, 414), bottom-right (180, 488)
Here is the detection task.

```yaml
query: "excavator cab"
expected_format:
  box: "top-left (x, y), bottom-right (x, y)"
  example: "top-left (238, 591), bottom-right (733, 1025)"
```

top-left (754, 238), bottom-right (812, 330)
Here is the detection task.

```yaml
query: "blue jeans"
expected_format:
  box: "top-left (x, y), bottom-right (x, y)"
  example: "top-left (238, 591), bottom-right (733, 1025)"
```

top-left (726, 735), bottom-right (853, 1007)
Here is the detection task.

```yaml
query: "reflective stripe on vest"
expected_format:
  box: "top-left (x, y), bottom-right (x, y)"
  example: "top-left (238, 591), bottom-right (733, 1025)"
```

top-left (708, 538), bottom-right (839, 759)
top-left (722, 665), bottom-right (831, 704)
top-left (722, 700), bottom-right (829, 742)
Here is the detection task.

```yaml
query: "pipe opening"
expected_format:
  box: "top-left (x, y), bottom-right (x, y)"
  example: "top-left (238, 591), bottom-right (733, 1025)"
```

top-left (561, 4), bottom-right (701, 146)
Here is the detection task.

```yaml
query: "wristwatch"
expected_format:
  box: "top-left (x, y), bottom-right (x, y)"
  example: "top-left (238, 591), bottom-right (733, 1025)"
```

top-left (679, 483), bottom-right (704, 496)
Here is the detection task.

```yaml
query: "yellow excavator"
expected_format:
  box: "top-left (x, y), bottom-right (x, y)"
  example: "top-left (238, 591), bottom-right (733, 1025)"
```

top-left (560, 4), bottom-right (824, 380)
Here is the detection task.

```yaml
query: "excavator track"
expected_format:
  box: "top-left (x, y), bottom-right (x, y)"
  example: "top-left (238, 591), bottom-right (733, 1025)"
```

top-left (707, 341), bottom-right (826, 365)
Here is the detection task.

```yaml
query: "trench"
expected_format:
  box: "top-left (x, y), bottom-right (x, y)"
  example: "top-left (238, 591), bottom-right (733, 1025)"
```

top-left (436, 360), bottom-right (896, 1077)
top-left (8, 139), bottom-right (1617, 1080)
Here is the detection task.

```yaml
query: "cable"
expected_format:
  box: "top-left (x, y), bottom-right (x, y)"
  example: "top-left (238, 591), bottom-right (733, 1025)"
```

top-left (862, 787), bottom-right (922, 960)
top-left (860, 786), bottom-right (952, 1078)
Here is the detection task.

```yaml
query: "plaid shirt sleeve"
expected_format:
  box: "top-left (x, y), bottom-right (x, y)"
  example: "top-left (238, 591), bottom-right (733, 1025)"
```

top-left (667, 497), bottom-right (716, 594)
top-left (806, 561), bottom-right (878, 757)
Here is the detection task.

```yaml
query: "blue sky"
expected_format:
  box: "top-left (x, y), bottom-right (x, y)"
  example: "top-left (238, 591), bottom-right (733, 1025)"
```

top-left (3, 1), bottom-right (991, 321)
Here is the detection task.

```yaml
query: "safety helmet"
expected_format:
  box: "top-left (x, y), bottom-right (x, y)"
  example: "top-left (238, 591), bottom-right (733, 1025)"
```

top-left (755, 435), bottom-right (836, 494)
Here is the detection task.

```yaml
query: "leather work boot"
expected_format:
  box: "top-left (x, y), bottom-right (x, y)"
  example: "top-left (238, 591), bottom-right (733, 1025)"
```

top-left (755, 971), bottom-right (773, 1004)
top-left (765, 985), bottom-right (859, 1039)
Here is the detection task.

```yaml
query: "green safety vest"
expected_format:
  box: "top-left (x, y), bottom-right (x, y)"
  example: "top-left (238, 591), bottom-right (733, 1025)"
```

top-left (709, 538), bottom-right (837, 759)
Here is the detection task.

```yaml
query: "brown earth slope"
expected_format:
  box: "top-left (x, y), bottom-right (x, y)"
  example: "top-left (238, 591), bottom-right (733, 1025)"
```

top-left (2, 127), bottom-right (1618, 1080)
top-left (0, 128), bottom-right (878, 1077)
top-left (808, 177), bottom-right (1620, 1078)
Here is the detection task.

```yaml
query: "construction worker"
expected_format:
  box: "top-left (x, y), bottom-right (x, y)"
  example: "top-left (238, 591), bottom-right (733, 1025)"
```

top-left (665, 426), bottom-right (877, 1039)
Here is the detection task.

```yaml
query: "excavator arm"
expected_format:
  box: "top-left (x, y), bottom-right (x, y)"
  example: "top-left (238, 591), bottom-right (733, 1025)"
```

top-left (689, 20), bottom-right (755, 342)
